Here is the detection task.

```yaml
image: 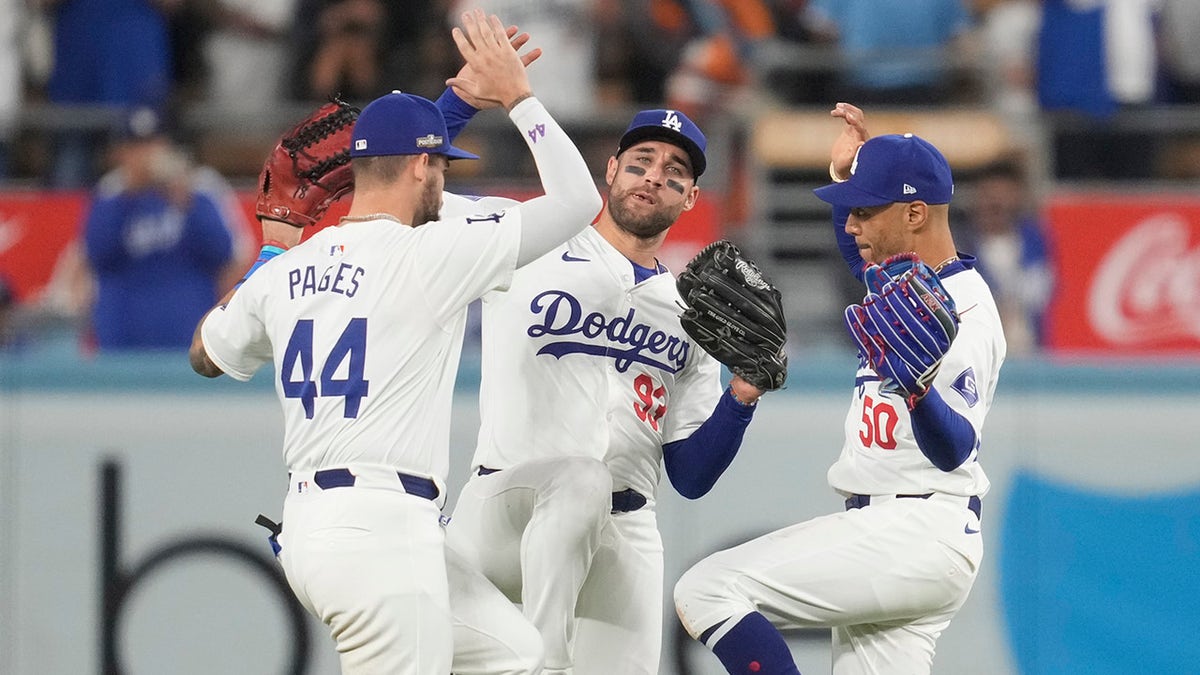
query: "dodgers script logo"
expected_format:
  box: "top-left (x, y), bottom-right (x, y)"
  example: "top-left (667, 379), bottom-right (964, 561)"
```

top-left (526, 290), bottom-right (690, 373)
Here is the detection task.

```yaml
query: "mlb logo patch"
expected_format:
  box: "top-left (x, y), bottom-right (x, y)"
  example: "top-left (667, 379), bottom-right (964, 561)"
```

top-left (330, 244), bottom-right (344, 256)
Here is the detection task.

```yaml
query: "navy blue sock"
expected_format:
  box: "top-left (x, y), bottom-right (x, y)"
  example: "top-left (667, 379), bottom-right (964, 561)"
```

top-left (709, 613), bottom-right (801, 674)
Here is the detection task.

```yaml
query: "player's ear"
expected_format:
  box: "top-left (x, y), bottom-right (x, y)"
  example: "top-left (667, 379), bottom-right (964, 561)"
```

top-left (412, 153), bottom-right (430, 182)
top-left (681, 184), bottom-right (700, 212)
top-left (605, 156), bottom-right (619, 186)
top-left (904, 201), bottom-right (928, 231)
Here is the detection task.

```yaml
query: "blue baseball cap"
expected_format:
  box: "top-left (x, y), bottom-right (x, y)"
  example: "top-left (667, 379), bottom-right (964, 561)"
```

top-left (617, 109), bottom-right (707, 178)
top-left (350, 91), bottom-right (478, 160)
top-left (813, 133), bottom-right (953, 207)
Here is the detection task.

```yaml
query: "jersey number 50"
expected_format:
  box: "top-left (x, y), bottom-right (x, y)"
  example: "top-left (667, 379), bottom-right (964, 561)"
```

top-left (859, 394), bottom-right (898, 450)
top-left (281, 318), bottom-right (370, 419)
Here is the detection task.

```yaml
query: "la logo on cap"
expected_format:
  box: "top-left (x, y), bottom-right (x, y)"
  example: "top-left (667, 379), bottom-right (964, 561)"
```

top-left (661, 110), bottom-right (682, 132)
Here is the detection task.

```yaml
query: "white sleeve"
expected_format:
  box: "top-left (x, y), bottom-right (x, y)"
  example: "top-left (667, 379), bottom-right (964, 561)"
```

top-left (441, 192), bottom-right (520, 218)
top-left (505, 97), bottom-right (603, 267)
top-left (200, 277), bottom-right (274, 382)
top-left (414, 213), bottom-right (522, 324)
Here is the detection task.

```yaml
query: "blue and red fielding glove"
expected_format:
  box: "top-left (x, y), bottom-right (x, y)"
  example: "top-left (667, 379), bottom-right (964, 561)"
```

top-left (844, 253), bottom-right (959, 409)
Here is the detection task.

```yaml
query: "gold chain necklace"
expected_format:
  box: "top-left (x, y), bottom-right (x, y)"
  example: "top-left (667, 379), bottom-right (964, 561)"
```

top-left (933, 255), bottom-right (960, 272)
top-left (339, 213), bottom-right (406, 225)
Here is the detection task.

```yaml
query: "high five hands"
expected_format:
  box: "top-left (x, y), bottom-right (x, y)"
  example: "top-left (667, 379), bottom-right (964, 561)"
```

top-left (447, 10), bottom-right (538, 111)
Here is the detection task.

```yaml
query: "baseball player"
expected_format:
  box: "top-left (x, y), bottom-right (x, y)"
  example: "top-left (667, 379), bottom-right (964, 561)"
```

top-left (436, 105), bottom-right (777, 675)
top-left (187, 11), bottom-right (602, 673)
top-left (672, 102), bottom-right (1007, 674)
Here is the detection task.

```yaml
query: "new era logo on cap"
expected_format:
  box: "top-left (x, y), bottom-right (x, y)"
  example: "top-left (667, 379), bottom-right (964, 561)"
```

top-left (617, 108), bottom-right (707, 177)
top-left (813, 133), bottom-right (954, 208)
top-left (350, 91), bottom-right (477, 160)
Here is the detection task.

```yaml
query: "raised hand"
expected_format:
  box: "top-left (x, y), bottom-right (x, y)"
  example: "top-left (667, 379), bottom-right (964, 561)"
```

top-left (829, 102), bottom-right (870, 181)
top-left (446, 10), bottom-right (534, 111)
top-left (451, 25), bottom-right (542, 110)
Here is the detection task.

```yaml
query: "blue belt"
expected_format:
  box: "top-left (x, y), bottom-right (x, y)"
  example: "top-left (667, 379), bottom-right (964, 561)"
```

top-left (477, 466), bottom-right (648, 514)
top-left (845, 493), bottom-right (982, 520)
top-left (312, 468), bottom-right (439, 501)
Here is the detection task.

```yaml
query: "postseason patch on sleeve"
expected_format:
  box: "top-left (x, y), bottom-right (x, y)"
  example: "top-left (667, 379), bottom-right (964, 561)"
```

top-left (952, 367), bottom-right (979, 407)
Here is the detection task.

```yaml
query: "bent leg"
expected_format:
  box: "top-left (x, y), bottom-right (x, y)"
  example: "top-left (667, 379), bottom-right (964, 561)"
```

top-left (446, 457), bottom-right (613, 672)
top-left (675, 498), bottom-right (981, 675)
top-left (448, 545), bottom-right (544, 675)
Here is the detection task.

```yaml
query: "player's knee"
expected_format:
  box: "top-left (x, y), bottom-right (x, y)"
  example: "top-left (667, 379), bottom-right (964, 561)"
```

top-left (673, 558), bottom-right (731, 635)
top-left (673, 563), bottom-right (705, 612)
top-left (501, 620), bottom-right (545, 675)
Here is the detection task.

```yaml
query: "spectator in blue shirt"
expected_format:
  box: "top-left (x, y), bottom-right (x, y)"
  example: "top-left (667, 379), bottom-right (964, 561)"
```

top-left (82, 107), bottom-right (238, 351)
top-left (803, 0), bottom-right (974, 104)
top-left (958, 158), bottom-right (1053, 354)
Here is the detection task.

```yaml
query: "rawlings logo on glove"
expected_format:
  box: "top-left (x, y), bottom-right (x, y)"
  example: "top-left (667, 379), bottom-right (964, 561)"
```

top-left (676, 241), bottom-right (788, 391)
top-left (844, 252), bottom-right (959, 408)
top-left (256, 97), bottom-right (360, 228)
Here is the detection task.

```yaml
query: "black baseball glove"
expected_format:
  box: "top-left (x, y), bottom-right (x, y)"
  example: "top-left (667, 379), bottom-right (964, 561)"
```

top-left (676, 240), bottom-right (788, 391)
top-left (256, 96), bottom-right (360, 228)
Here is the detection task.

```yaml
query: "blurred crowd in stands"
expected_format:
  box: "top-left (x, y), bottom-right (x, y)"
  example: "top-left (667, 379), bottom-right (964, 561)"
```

top-left (1, 0), bottom-right (1198, 356)
top-left (1, 0), bottom-right (1196, 186)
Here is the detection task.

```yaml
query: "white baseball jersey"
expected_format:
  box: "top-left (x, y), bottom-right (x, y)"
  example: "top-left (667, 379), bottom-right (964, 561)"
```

top-left (200, 212), bottom-right (522, 490)
top-left (828, 265), bottom-right (1005, 497)
top-left (449, 224), bottom-right (721, 673)
top-left (470, 225), bottom-right (724, 500)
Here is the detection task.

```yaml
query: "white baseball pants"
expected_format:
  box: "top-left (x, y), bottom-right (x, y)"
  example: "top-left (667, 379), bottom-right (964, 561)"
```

top-left (674, 493), bottom-right (984, 675)
top-left (446, 457), bottom-right (614, 673)
top-left (278, 475), bottom-right (451, 674)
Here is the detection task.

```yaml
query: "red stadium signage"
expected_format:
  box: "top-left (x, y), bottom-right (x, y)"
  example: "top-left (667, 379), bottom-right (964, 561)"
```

top-left (1045, 193), bottom-right (1200, 355)
top-left (0, 191), bottom-right (89, 301)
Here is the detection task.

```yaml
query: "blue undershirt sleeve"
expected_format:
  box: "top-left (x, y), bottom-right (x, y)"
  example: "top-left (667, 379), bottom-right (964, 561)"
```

top-left (663, 389), bottom-right (756, 499)
top-left (832, 205), bottom-right (866, 283)
top-left (435, 88), bottom-right (479, 143)
top-left (910, 387), bottom-right (977, 471)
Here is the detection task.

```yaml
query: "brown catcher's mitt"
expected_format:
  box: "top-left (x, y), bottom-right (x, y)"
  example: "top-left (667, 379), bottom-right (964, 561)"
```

top-left (256, 97), bottom-right (360, 228)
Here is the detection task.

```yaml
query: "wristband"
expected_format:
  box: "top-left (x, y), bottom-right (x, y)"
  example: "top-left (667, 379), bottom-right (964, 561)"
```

top-left (235, 240), bottom-right (290, 288)
top-left (729, 386), bottom-right (759, 407)
top-left (829, 161), bottom-right (848, 183)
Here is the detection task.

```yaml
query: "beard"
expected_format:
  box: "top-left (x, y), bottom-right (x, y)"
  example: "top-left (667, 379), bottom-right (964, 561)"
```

top-left (411, 178), bottom-right (443, 227)
top-left (607, 186), bottom-right (680, 239)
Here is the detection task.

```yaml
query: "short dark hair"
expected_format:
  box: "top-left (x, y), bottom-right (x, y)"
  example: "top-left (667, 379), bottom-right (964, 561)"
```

top-left (352, 155), bottom-right (413, 187)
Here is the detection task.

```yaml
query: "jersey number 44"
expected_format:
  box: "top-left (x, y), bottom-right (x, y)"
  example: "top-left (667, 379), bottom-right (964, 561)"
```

top-left (281, 318), bottom-right (371, 419)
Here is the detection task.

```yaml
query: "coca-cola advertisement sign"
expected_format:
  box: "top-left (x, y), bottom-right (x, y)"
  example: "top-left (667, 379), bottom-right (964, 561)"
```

top-left (1046, 194), bottom-right (1200, 354)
